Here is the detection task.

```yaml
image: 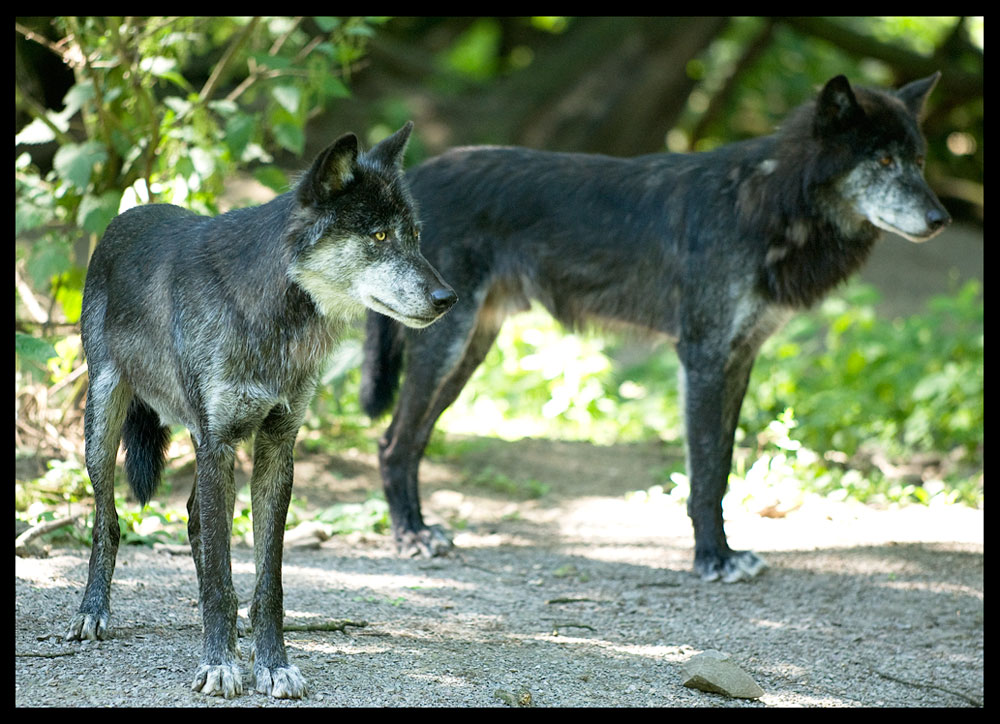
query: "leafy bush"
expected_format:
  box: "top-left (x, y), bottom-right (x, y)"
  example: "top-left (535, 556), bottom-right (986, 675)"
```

top-left (15, 17), bottom-right (382, 539)
top-left (744, 280), bottom-right (983, 459)
top-left (436, 280), bottom-right (983, 506)
top-left (16, 17), bottom-right (382, 378)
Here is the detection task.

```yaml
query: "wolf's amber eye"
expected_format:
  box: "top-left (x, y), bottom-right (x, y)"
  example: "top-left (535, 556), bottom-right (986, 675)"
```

top-left (878, 155), bottom-right (894, 168)
top-left (373, 231), bottom-right (387, 241)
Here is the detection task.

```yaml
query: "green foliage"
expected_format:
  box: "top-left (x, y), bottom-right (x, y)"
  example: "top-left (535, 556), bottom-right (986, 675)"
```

top-left (116, 499), bottom-right (187, 547)
top-left (436, 281), bottom-right (982, 507)
top-left (14, 455), bottom-right (386, 548)
top-left (444, 18), bottom-right (503, 82)
top-left (729, 281), bottom-right (983, 507)
top-left (15, 333), bottom-right (57, 368)
top-left (14, 18), bottom-right (383, 532)
top-left (840, 16), bottom-right (966, 56)
top-left (15, 17), bottom-right (382, 541)
top-left (433, 17), bottom-right (571, 89)
top-left (15, 16), bottom-right (379, 376)
top-left (15, 457), bottom-right (187, 547)
top-left (744, 280), bottom-right (983, 458)
top-left (17, 458), bottom-right (91, 511)
top-left (439, 306), bottom-right (639, 443)
top-left (316, 498), bottom-right (390, 535)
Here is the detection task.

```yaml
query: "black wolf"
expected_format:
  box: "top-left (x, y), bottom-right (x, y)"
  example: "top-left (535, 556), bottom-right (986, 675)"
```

top-left (361, 75), bottom-right (950, 581)
top-left (66, 123), bottom-right (456, 698)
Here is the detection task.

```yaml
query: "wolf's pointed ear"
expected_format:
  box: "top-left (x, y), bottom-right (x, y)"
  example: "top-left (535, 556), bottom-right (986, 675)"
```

top-left (367, 121), bottom-right (414, 171)
top-left (299, 132), bottom-right (359, 205)
top-left (814, 75), bottom-right (865, 138)
top-left (896, 71), bottom-right (941, 118)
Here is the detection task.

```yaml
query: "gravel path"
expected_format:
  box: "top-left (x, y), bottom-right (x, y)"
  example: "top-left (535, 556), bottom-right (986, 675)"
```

top-left (15, 441), bottom-right (983, 707)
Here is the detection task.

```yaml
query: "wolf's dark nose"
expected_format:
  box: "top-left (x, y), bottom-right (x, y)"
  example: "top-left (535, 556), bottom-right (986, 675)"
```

top-left (431, 287), bottom-right (458, 312)
top-left (926, 206), bottom-right (951, 231)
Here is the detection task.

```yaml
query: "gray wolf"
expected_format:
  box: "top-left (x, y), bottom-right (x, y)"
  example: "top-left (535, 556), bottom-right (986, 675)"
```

top-left (361, 74), bottom-right (950, 581)
top-left (65, 122), bottom-right (456, 698)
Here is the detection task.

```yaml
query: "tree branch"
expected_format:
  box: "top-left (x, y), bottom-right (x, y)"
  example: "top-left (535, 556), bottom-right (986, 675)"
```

top-left (200, 17), bottom-right (262, 103)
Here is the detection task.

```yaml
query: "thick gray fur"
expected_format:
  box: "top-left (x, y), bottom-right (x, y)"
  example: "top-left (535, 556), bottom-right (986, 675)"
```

top-left (66, 122), bottom-right (456, 698)
top-left (362, 75), bottom-right (949, 581)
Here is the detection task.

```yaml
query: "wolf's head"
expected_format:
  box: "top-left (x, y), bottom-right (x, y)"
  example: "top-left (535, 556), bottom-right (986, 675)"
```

top-left (812, 73), bottom-right (951, 243)
top-left (288, 122), bottom-right (456, 327)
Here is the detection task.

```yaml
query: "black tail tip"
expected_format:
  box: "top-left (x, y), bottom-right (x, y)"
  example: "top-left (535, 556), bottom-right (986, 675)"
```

top-left (122, 400), bottom-right (171, 507)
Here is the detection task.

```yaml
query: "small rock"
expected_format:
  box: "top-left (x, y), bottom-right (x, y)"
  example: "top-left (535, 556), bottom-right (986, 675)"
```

top-left (493, 687), bottom-right (533, 707)
top-left (283, 521), bottom-right (330, 549)
top-left (681, 650), bottom-right (764, 699)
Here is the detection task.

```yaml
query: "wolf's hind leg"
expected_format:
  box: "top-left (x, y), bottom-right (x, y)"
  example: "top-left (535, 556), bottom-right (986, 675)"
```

top-left (66, 368), bottom-right (132, 641)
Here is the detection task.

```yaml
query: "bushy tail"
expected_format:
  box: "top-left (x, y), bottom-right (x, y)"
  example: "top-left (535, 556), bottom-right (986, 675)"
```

top-left (122, 399), bottom-right (171, 506)
top-left (360, 311), bottom-right (404, 419)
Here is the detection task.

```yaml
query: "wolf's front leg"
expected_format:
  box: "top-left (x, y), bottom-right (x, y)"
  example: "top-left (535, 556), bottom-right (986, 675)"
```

top-left (679, 346), bottom-right (766, 582)
top-left (247, 407), bottom-right (307, 699)
top-left (189, 440), bottom-right (244, 698)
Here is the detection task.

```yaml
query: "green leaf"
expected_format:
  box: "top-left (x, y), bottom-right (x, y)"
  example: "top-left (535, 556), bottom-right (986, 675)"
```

top-left (62, 81), bottom-right (95, 117)
top-left (156, 70), bottom-right (192, 91)
top-left (188, 147), bottom-right (217, 184)
top-left (250, 52), bottom-right (292, 70)
top-left (208, 99), bottom-right (239, 116)
top-left (271, 84), bottom-right (302, 115)
top-left (77, 191), bottom-right (122, 235)
top-left (253, 166), bottom-right (289, 193)
top-left (313, 17), bottom-right (341, 32)
top-left (317, 498), bottom-right (389, 535)
top-left (140, 55), bottom-right (176, 77)
top-left (15, 193), bottom-right (54, 235)
top-left (54, 270), bottom-right (85, 324)
top-left (321, 76), bottom-right (351, 98)
top-left (224, 112), bottom-right (256, 160)
top-left (15, 333), bottom-right (57, 364)
top-left (15, 85), bottom-right (89, 144)
top-left (15, 116), bottom-right (58, 145)
top-left (845, 349), bottom-right (866, 376)
top-left (345, 23), bottom-right (375, 37)
top-left (272, 121), bottom-right (304, 155)
top-left (445, 18), bottom-right (502, 81)
top-left (163, 95), bottom-right (192, 118)
top-left (26, 236), bottom-right (72, 289)
top-left (53, 141), bottom-right (108, 190)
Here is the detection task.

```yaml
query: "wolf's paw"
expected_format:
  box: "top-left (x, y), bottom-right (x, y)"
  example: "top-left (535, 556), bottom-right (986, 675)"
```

top-left (253, 663), bottom-right (307, 699)
top-left (695, 550), bottom-right (767, 583)
top-left (65, 610), bottom-right (110, 641)
top-left (191, 662), bottom-right (243, 698)
top-left (396, 524), bottom-right (453, 558)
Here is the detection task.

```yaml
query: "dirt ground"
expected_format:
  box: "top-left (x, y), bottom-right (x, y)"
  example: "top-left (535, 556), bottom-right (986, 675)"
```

top-left (14, 225), bottom-right (983, 708)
